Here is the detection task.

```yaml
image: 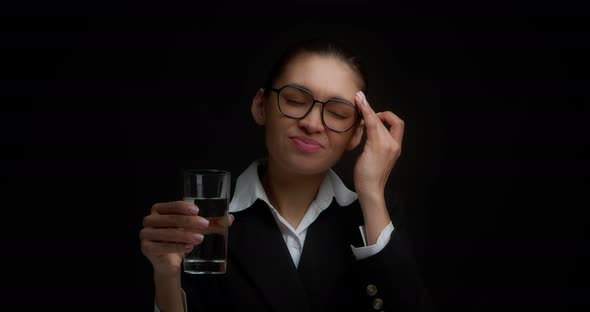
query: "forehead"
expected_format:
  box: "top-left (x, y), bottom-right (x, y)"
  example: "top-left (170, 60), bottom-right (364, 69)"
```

top-left (275, 53), bottom-right (362, 100)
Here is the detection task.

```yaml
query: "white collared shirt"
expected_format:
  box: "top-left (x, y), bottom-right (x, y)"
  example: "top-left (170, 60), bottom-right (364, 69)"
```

top-left (229, 159), bottom-right (394, 267)
top-left (155, 160), bottom-right (395, 312)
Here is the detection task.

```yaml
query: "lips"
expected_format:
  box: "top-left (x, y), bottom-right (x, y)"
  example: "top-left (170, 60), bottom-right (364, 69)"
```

top-left (289, 136), bottom-right (323, 147)
top-left (289, 136), bottom-right (323, 153)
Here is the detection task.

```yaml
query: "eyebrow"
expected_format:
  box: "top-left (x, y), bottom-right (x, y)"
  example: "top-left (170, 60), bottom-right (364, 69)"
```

top-left (287, 83), bottom-right (354, 105)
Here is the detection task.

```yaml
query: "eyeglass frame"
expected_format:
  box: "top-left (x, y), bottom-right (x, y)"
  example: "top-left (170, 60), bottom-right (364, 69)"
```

top-left (268, 84), bottom-right (363, 133)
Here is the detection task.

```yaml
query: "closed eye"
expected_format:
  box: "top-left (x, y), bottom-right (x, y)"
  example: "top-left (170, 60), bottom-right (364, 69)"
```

top-left (327, 110), bottom-right (351, 120)
top-left (286, 98), bottom-right (307, 105)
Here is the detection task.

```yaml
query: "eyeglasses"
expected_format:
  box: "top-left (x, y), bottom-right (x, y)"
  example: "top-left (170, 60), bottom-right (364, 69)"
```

top-left (269, 85), bottom-right (362, 133)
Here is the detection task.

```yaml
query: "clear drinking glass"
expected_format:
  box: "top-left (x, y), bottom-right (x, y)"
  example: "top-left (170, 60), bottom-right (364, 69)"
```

top-left (182, 169), bottom-right (231, 274)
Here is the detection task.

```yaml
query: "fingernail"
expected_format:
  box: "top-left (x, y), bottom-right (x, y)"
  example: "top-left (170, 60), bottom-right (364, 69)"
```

top-left (188, 206), bottom-right (199, 215)
top-left (184, 244), bottom-right (193, 249)
top-left (191, 233), bottom-right (204, 242)
top-left (197, 218), bottom-right (210, 227)
top-left (360, 92), bottom-right (368, 106)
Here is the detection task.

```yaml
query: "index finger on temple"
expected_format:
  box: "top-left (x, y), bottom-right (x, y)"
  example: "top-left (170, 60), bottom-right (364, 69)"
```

top-left (355, 91), bottom-right (380, 129)
top-left (151, 200), bottom-right (199, 215)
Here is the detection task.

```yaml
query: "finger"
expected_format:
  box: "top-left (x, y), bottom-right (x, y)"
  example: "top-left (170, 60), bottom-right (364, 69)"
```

top-left (141, 239), bottom-right (194, 255)
top-left (377, 111), bottom-right (405, 145)
top-left (197, 216), bottom-right (231, 235)
top-left (228, 214), bottom-right (235, 226)
top-left (151, 201), bottom-right (199, 216)
top-left (374, 112), bottom-right (396, 137)
top-left (355, 91), bottom-right (382, 137)
top-left (140, 227), bottom-right (204, 245)
top-left (143, 214), bottom-right (210, 230)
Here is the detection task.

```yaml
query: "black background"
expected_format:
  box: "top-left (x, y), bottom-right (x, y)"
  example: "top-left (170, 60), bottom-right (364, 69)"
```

top-left (4, 1), bottom-right (588, 311)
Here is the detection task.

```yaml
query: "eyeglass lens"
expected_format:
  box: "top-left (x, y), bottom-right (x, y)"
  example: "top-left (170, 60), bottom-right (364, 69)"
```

top-left (278, 86), bottom-right (357, 132)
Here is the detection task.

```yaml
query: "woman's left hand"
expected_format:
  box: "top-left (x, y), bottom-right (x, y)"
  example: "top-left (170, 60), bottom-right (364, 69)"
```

top-left (353, 91), bottom-right (405, 202)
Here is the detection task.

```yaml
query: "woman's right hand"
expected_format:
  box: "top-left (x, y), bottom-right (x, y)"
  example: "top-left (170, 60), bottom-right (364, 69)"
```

top-left (140, 200), bottom-right (233, 276)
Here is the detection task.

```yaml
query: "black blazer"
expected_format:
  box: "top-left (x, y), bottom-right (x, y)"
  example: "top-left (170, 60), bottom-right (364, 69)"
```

top-left (181, 198), bottom-right (434, 312)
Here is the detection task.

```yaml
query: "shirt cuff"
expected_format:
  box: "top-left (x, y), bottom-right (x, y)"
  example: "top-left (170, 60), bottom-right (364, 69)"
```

top-left (350, 221), bottom-right (394, 260)
top-left (154, 288), bottom-right (188, 312)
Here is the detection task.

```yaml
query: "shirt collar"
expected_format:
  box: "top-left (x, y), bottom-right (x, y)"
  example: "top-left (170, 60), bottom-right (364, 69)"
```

top-left (229, 159), bottom-right (358, 213)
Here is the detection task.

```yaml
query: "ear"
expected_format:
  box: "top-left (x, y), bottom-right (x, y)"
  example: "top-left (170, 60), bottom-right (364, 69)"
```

top-left (251, 88), bottom-right (266, 126)
top-left (346, 119), bottom-right (364, 151)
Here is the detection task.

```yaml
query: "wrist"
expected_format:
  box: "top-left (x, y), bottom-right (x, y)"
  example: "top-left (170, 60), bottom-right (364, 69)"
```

top-left (154, 271), bottom-right (184, 312)
top-left (154, 271), bottom-right (182, 297)
top-left (357, 191), bottom-right (390, 245)
top-left (154, 268), bottom-right (181, 283)
top-left (357, 189), bottom-right (385, 206)
top-left (153, 262), bottom-right (182, 276)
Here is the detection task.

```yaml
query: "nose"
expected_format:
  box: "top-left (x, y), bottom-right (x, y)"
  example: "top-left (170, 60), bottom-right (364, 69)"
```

top-left (298, 102), bottom-right (325, 133)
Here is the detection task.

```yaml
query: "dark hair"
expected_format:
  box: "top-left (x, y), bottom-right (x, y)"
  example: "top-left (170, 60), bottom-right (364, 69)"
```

top-left (263, 38), bottom-right (368, 96)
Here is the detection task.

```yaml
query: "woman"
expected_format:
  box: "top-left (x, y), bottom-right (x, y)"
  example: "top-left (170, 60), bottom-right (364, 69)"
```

top-left (140, 39), bottom-right (433, 312)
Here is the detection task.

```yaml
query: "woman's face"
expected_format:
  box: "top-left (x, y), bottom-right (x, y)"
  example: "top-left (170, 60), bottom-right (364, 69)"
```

top-left (251, 53), bottom-right (364, 175)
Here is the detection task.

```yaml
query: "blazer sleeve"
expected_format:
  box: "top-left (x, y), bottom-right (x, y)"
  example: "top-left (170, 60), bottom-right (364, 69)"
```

top-left (351, 228), bottom-right (435, 312)
top-left (350, 191), bottom-right (436, 312)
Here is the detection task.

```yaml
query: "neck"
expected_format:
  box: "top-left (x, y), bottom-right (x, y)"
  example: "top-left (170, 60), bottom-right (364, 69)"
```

top-left (261, 156), bottom-right (327, 229)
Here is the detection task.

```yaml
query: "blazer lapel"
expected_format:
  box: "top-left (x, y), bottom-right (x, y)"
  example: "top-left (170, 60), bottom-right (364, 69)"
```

top-left (229, 200), bottom-right (311, 312)
top-left (296, 202), bottom-right (360, 310)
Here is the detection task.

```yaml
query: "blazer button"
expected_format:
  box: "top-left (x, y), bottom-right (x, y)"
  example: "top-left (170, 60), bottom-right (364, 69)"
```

top-left (372, 298), bottom-right (383, 310)
top-left (366, 284), bottom-right (378, 296)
